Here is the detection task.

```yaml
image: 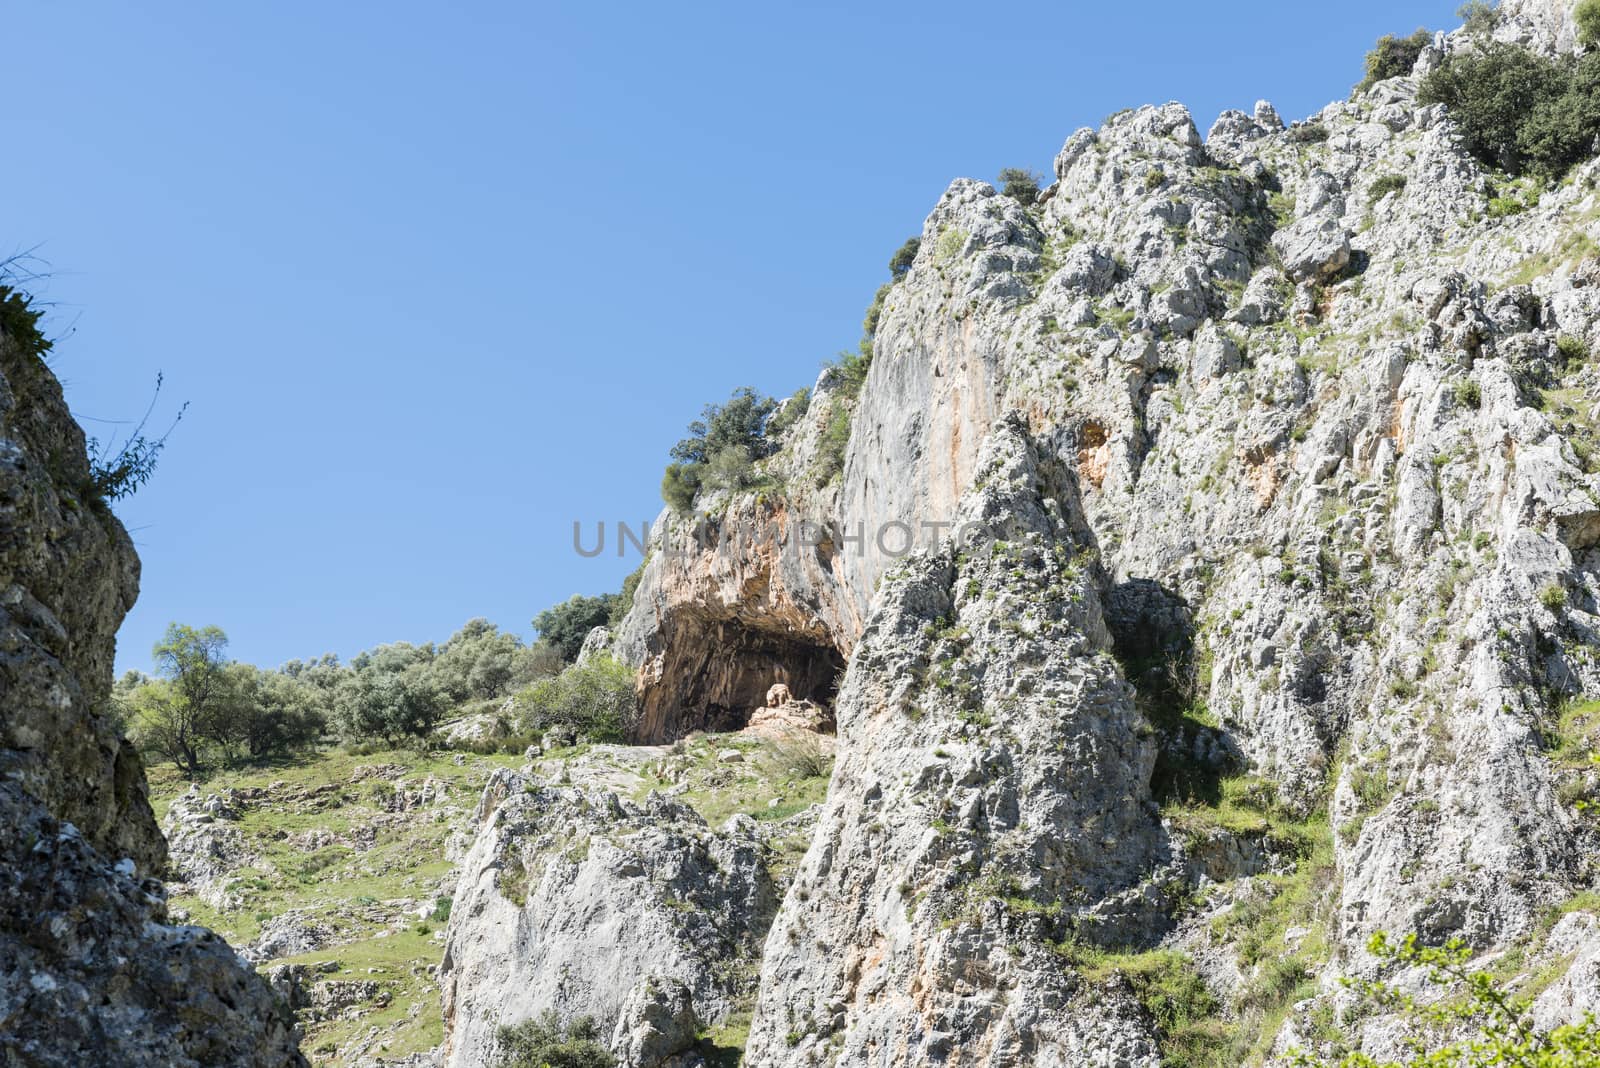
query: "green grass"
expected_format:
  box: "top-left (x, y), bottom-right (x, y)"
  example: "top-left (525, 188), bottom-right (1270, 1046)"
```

top-left (1504, 230), bottom-right (1600, 287)
top-left (697, 1006), bottom-right (753, 1068)
top-left (149, 743), bottom-right (526, 1066)
top-left (1055, 946), bottom-right (1239, 1067)
top-left (1547, 698), bottom-right (1600, 817)
top-left (282, 927), bottom-right (446, 1062)
top-left (633, 733), bottom-right (833, 829)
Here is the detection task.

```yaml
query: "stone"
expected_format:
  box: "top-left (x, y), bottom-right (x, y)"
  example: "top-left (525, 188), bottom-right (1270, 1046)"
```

top-left (438, 778), bottom-right (774, 1067)
top-left (0, 781), bottom-right (307, 1066)
top-left (538, 11), bottom-right (1600, 1057)
top-left (576, 624), bottom-right (614, 665)
top-left (743, 417), bottom-right (1164, 1065)
top-left (1272, 214), bottom-right (1351, 282)
top-left (609, 976), bottom-right (698, 1068)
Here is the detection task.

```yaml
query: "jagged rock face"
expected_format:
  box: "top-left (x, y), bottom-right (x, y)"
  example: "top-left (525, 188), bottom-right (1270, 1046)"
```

top-left (602, 0), bottom-right (1600, 1057)
top-left (438, 772), bottom-right (777, 1068)
top-left (0, 781), bottom-right (306, 1067)
top-left (0, 327), bottom-right (306, 1064)
top-left (743, 64), bottom-right (1597, 958)
top-left (609, 976), bottom-right (699, 1068)
top-left (489, 4), bottom-right (1600, 1064)
top-left (744, 420), bottom-right (1167, 1067)
top-left (0, 332), bottom-right (159, 869)
top-left (162, 787), bottom-right (256, 910)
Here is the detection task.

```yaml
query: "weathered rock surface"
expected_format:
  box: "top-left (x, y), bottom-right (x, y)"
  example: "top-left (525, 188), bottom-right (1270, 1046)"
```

top-left (602, 0), bottom-right (1600, 1059)
top-left (614, 493), bottom-right (851, 741)
top-left (0, 319), bottom-right (305, 1064)
top-left (0, 328), bottom-right (158, 869)
top-left (743, 416), bottom-right (1167, 1066)
top-left (0, 778), bottom-right (306, 1066)
top-left (460, 0), bottom-right (1600, 1061)
top-left (609, 976), bottom-right (699, 1068)
top-left (438, 772), bottom-right (777, 1068)
top-left (162, 785), bottom-right (256, 909)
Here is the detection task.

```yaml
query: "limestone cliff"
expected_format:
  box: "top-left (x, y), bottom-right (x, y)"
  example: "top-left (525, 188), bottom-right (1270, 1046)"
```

top-left (0, 310), bottom-right (305, 1066)
top-left (451, 0), bottom-right (1600, 1062)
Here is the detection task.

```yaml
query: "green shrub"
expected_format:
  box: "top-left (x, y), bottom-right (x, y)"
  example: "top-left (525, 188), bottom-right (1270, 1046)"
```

top-left (702, 443), bottom-right (757, 494)
top-left (997, 167), bottom-right (1044, 205)
top-left (765, 387), bottom-right (811, 440)
top-left (1289, 932), bottom-right (1600, 1066)
top-left (861, 281), bottom-right (893, 343)
top-left (1580, 0), bottom-right (1600, 49)
top-left (1540, 582), bottom-right (1569, 611)
top-left (888, 236), bottom-right (921, 280)
top-left (533, 594), bottom-right (619, 662)
top-left (609, 563), bottom-right (645, 627)
top-left (1368, 174), bottom-right (1408, 201)
top-left (433, 618), bottom-right (526, 701)
top-left (1453, 378), bottom-right (1482, 409)
top-left (1420, 43), bottom-right (1600, 179)
top-left (661, 462), bottom-right (701, 513)
top-left (126, 623), bottom-right (329, 773)
top-left (1064, 948), bottom-right (1233, 1066)
top-left (0, 283), bottom-right (51, 359)
top-left (669, 386), bottom-right (778, 467)
top-left (494, 1012), bottom-right (614, 1068)
top-left (1558, 333), bottom-right (1590, 365)
top-left (333, 655), bottom-right (446, 744)
top-left (1458, 0), bottom-right (1496, 35)
top-left (86, 375), bottom-right (187, 503)
top-left (1360, 29), bottom-right (1432, 92)
top-left (660, 386), bottom-right (778, 512)
top-left (825, 348), bottom-right (872, 400)
top-left (816, 403), bottom-right (852, 484)
top-left (515, 655), bottom-right (636, 743)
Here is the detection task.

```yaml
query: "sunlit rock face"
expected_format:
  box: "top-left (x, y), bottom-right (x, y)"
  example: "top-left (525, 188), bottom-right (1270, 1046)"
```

top-left (0, 322), bottom-right (306, 1065)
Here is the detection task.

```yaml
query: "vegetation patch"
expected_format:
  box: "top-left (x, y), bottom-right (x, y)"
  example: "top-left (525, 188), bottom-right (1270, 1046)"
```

top-left (1420, 42), bottom-right (1600, 181)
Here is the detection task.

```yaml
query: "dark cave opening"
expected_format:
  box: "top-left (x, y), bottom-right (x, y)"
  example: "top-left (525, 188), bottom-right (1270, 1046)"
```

top-left (635, 617), bottom-right (846, 742)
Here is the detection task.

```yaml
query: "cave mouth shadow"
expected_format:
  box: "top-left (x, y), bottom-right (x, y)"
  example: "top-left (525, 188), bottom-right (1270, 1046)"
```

top-left (650, 620), bottom-right (846, 740)
top-left (1104, 578), bottom-right (1239, 807)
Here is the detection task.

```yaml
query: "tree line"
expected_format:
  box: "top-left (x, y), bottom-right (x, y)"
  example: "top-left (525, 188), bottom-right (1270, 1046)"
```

top-left (120, 588), bottom-right (639, 777)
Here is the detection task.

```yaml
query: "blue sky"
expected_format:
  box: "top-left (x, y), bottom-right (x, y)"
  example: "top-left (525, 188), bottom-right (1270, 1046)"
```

top-left (8, 0), bottom-right (1461, 672)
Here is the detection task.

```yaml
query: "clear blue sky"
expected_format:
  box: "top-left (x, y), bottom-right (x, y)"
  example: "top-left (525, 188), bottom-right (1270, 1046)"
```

top-left (8, 0), bottom-right (1460, 672)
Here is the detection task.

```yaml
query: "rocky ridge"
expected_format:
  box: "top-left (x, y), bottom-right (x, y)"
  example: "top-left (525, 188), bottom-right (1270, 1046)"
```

top-left (0, 315), bottom-right (306, 1064)
top-left (440, 0), bottom-right (1600, 1063)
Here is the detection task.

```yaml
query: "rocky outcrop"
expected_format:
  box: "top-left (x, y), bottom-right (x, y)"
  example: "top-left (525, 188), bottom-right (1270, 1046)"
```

top-left (162, 785), bottom-right (256, 909)
top-left (605, 0), bottom-right (1600, 1059)
top-left (0, 325), bottom-right (159, 869)
top-left (609, 976), bottom-right (699, 1068)
top-left (743, 416), bottom-right (1168, 1066)
top-left (614, 490), bottom-right (852, 741)
top-left (438, 771), bottom-right (777, 1068)
top-left (0, 313), bottom-right (305, 1064)
top-left (0, 781), bottom-right (305, 1067)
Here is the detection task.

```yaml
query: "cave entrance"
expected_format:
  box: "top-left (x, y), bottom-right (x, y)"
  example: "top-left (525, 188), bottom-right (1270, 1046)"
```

top-left (636, 619), bottom-right (846, 742)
